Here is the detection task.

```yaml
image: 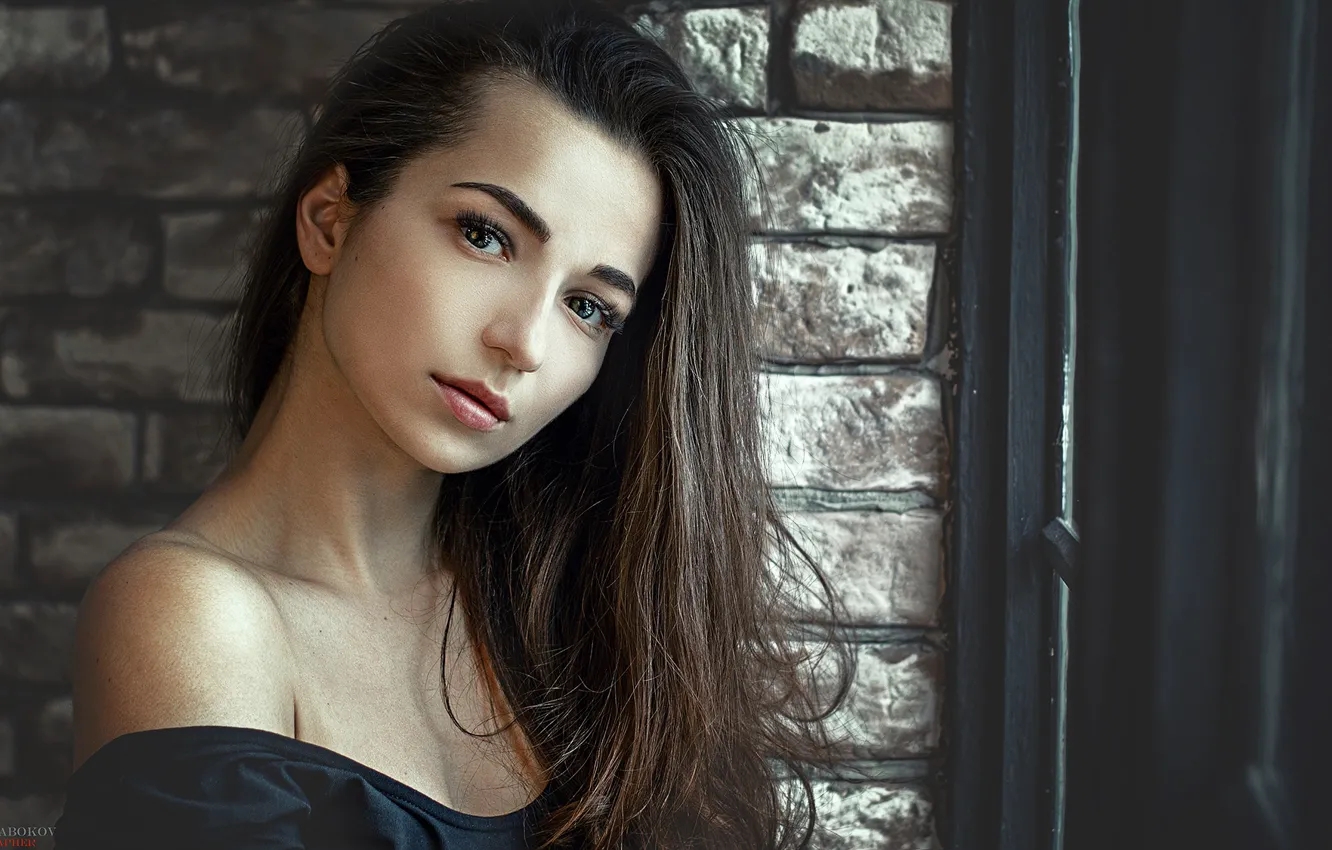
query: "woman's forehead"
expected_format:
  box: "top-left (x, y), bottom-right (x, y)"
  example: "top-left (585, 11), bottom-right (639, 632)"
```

top-left (396, 81), bottom-right (665, 269)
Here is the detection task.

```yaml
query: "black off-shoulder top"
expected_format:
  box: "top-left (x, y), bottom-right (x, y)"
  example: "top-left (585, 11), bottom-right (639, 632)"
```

top-left (52, 724), bottom-right (556, 849)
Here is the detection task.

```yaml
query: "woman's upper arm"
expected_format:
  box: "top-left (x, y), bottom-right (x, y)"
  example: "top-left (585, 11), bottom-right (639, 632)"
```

top-left (70, 541), bottom-right (295, 771)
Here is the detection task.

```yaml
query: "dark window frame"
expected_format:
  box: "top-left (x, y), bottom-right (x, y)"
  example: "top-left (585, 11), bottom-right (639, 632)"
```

top-left (944, 0), bottom-right (1074, 848)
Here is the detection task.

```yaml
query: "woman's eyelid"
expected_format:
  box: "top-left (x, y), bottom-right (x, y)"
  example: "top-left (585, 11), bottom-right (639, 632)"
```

top-left (589, 287), bottom-right (633, 322)
top-left (574, 273), bottom-right (632, 318)
top-left (456, 211), bottom-right (513, 257)
top-left (486, 223), bottom-right (513, 256)
top-left (484, 218), bottom-right (514, 252)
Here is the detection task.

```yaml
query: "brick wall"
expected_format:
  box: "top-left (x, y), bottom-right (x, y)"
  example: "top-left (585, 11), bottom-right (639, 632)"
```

top-left (0, 1), bottom-right (955, 846)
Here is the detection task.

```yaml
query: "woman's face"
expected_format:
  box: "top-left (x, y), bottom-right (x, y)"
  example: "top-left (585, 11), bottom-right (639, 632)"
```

top-left (305, 77), bottom-right (665, 473)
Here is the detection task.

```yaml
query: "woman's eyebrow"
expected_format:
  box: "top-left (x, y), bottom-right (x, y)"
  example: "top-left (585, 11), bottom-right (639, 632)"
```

top-left (451, 181), bottom-right (551, 243)
top-left (452, 180), bottom-right (640, 305)
top-left (589, 264), bottom-right (639, 305)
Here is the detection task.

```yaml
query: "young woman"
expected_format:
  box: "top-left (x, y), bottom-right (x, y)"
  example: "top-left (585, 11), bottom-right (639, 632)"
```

top-left (54, 1), bottom-right (852, 847)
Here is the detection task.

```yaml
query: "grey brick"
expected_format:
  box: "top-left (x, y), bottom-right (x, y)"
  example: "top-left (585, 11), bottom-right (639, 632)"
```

top-left (753, 240), bottom-right (935, 363)
top-left (2, 307), bottom-right (232, 403)
top-left (164, 209), bottom-right (264, 301)
top-left (0, 7), bottom-right (111, 88)
top-left (0, 101), bottom-right (303, 198)
top-left (143, 408), bottom-right (231, 493)
top-left (0, 602), bottom-right (78, 683)
top-left (0, 406), bottom-right (135, 493)
top-left (633, 7), bottom-right (769, 109)
top-left (818, 643), bottom-right (941, 758)
top-left (736, 118), bottom-right (952, 233)
top-left (29, 513), bottom-right (166, 590)
top-left (793, 0), bottom-right (952, 110)
top-left (0, 512), bottom-right (14, 591)
top-left (799, 781), bottom-right (939, 850)
top-left (760, 374), bottom-right (945, 493)
top-left (0, 208), bottom-right (154, 298)
top-left (121, 6), bottom-right (407, 97)
top-left (781, 509), bottom-right (943, 626)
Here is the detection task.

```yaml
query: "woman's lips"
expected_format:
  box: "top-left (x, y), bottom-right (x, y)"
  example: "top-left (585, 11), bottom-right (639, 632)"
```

top-left (433, 378), bottom-right (502, 432)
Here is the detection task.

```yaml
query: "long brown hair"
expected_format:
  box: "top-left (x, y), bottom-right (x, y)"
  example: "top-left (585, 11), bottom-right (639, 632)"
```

top-left (217, 1), bottom-right (853, 846)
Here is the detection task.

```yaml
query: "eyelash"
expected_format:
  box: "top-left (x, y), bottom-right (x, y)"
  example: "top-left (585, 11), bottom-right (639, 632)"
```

top-left (454, 209), bottom-right (627, 337)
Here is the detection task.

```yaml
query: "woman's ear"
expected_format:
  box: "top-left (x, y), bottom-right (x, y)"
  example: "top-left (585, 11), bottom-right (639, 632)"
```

top-left (295, 164), bottom-right (353, 277)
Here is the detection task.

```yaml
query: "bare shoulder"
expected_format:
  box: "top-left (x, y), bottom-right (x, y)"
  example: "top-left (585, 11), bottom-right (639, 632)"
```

top-left (70, 532), bottom-right (295, 772)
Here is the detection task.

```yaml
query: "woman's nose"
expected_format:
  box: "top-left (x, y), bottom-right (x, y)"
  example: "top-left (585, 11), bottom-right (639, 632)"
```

top-left (479, 286), bottom-right (553, 373)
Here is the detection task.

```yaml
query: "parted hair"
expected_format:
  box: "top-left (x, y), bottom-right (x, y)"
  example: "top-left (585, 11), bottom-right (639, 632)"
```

top-left (216, 1), bottom-right (853, 847)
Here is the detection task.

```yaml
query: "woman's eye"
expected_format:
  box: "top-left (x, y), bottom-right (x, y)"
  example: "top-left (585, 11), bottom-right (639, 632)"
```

top-left (456, 211), bottom-right (510, 258)
top-left (464, 226), bottom-right (502, 256)
top-left (569, 296), bottom-right (626, 337)
top-left (570, 297), bottom-right (600, 324)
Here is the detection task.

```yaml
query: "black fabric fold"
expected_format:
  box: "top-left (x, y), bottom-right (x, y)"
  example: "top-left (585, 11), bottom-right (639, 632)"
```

top-left (53, 725), bottom-right (552, 850)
